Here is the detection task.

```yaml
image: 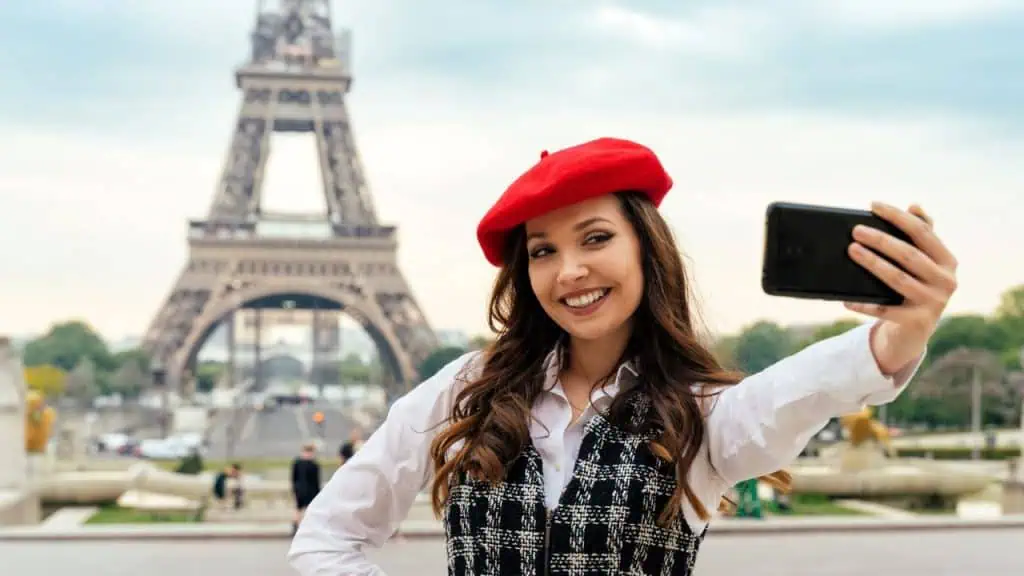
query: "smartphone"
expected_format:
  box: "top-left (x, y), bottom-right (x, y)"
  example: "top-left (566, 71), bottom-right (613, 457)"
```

top-left (761, 202), bottom-right (914, 306)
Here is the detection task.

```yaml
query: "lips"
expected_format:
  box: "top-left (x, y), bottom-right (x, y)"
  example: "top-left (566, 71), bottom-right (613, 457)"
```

top-left (561, 288), bottom-right (611, 309)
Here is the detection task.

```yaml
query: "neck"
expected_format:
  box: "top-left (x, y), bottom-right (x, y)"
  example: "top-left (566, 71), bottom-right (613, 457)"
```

top-left (566, 325), bottom-right (631, 385)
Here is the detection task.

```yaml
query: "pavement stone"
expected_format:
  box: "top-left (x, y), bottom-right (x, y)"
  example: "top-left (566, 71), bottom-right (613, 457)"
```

top-left (4, 526), bottom-right (1022, 575)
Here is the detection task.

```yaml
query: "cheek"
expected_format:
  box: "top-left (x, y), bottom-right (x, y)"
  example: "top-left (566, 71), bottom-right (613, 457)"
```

top-left (528, 263), bottom-right (553, 304)
top-left (617, 246), bottom-right (645, 308)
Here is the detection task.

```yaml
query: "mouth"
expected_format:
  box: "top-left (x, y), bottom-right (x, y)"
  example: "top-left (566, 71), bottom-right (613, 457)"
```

top-left (560, 288), bottom-right (612, 315)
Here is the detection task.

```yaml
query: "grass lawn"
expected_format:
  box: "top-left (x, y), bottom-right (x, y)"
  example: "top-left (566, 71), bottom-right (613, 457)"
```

top-left (155, 457), bottom-right (341, 476)
top-left (764, 494), bottom-right (866, 516)
top-left (85, 504), bottom-right (201, 524)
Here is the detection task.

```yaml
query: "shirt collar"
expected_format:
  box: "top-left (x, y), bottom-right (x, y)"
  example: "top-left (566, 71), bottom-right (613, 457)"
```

top-left (541, 345), bottom-right (639, 411)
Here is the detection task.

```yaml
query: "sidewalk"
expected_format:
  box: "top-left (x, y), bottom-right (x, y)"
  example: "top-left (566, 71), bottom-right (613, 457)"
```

top-left (4, 514), bottom-right (1024, 542)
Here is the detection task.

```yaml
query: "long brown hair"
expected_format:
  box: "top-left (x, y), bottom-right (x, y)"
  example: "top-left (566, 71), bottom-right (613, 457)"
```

top-left (429, 191), bottom-right (790, 525)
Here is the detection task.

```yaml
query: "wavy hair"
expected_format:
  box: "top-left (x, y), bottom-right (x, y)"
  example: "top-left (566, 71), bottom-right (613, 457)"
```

top-left (429, 191), bottom-right (790, 525)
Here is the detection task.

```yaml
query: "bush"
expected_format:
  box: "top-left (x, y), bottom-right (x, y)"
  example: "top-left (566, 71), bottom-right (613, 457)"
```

top-left (174, 452), bottom-right (205, 475)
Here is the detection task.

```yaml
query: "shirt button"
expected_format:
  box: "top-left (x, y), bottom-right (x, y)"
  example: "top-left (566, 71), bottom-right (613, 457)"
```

top-left (554, 463), bottom-right (561, 472)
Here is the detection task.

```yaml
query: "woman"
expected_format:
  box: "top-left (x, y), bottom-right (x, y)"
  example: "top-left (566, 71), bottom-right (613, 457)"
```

top-left (288, 137), bottom-right (957, 575)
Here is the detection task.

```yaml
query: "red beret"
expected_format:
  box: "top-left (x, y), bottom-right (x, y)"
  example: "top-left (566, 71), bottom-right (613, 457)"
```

top-left (476, 137), bottom-right (673, 266)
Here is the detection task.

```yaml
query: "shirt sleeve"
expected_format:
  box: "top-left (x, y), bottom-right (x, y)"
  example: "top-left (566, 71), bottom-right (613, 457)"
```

top-left (287, 351), bottom-right (481, 576)
top-left (705, 321), bottom-right (923, 487)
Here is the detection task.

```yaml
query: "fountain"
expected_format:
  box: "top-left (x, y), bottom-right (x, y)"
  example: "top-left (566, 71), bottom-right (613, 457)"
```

top-left (0, 336), bottom-right (299, 527)
top-left (788, 407), bottom-right (995, 512)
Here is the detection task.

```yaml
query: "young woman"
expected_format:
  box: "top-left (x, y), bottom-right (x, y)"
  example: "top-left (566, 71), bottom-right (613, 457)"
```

top-left (288, 137), bottom-right (958, 575)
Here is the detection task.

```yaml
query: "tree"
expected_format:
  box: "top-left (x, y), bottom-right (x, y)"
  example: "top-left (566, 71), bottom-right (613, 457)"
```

top-left (732, 321), bottom-right (791, 374)
top-left (993, 284), bottom-right (1024, 369)
top-left (24, 365), bottom-right (66, 397)
top-left (21, 320), bottom-right (114, 372)
top-left (339, 353), bottom-right (371, 383)
top-left (419, 346), bottom-right (468, 381)
top-left (109, 359), bottom-right (147, 398)
top-left (64, 357), bottom-right (100, 404)
top-left (196, 361), bottom-right (224, 392)
top-left (111, 348), bottom-right (150, 373)
top-left (912, 348), bottom-right (1017, 428)
top-left (926, 315), bottom-right (1008, 367)
top-left (792, 319), bottom-right (863, 353)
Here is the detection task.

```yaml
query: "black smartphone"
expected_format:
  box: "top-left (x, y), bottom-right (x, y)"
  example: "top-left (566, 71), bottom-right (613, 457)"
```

top-left (761, 202), bottom-right (914, 306)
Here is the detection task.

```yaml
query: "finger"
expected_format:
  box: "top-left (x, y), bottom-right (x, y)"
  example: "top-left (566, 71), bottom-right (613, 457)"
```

top-left (871, 202), bottom-right (957, 271)
top-left (843, 301), bottom-right (919, 324)
top-left (907, 204), bottom-right (933, 230)
top-left (848, 242), bottom-right (941, 304)
top-left (851, 224), bottom-right (956, 293)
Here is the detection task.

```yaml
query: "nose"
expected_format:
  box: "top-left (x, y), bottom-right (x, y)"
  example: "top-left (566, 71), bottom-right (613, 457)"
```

top-left (556, 254), bottom-right (588, 285)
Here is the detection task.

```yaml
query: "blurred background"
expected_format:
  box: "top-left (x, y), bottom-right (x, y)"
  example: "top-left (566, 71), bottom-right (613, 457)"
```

top-left (0, 1), bottom-right (1021, 574)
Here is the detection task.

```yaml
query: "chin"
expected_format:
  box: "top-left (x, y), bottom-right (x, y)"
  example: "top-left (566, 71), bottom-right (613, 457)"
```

top-left (558, 316), bottom-right (630, 342)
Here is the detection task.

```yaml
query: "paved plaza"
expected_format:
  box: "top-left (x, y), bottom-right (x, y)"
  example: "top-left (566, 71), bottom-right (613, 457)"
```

top-left (5, 527), bottom-right (1021, 576)
top-left (205, 402), bottom-right (365, 460)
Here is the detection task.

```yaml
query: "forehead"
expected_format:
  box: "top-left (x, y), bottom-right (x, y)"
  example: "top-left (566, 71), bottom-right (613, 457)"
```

top-left (524, 194), bottom-right (624, 235)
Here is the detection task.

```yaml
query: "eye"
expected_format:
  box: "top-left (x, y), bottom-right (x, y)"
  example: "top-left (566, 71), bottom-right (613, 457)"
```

top-left (584, 231), bottom-right (614, 246)
top-left (528, 244), bottom-right (554, 259)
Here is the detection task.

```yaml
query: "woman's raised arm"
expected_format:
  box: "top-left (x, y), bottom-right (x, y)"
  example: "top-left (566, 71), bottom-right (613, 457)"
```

top-left (288, 351), bottom-right (480, 576)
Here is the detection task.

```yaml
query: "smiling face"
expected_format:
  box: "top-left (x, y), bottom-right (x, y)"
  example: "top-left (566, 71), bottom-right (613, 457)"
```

top-left (524, 194), bottom-right (644, 344)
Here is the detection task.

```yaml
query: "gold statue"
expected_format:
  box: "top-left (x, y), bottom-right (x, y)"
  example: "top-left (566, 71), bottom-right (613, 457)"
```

top-left (838, 406), bottom-right (895, 456)
top-left (25, 390), bottom-right (56, 453)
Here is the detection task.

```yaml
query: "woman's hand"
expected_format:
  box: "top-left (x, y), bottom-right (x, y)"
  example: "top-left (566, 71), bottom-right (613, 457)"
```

top-left (844, 203), bottom-right (958, 376)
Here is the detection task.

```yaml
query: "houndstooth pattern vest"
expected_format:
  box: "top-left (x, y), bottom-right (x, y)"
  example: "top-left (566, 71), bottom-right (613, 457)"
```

top-left (442, 393), bottom-right (706, 576)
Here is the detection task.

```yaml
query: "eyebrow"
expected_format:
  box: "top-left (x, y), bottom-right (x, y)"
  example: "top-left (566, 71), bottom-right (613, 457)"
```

top-left (526, 217), bottom-right (612, 241)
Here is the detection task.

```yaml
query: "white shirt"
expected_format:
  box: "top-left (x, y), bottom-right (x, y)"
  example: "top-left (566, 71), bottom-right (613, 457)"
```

top-left (288, 322), bottom-right (921, 576)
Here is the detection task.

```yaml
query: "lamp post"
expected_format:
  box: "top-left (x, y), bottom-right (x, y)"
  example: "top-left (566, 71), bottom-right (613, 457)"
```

top-left (151, 360), bottom-right (169, 438)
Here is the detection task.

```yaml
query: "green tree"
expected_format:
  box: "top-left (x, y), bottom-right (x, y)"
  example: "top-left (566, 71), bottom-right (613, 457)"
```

top-left (792, 319), bottom-right (863, 352)
top-left (732, 321), bottom-right (791, 374)
top-left (993, 284), bottom-right (1024, 369)
top-left (21, 321), bottom-right (114, 372)
top-left (196, 361), bottom-right (224, 392)
top-left (926, 315), bottom-right (1008, 367)
top-left (419, 346), bottom-right (468, 381)
top-left (111, 347), bottom-right (150, 373)
top-left (339, 353), bottom-right (371, 383)
top-left (64, 357), bottom-right (100, 403)
top-left (109, 358), bottom-right (147, 398)
top-left (910, 348), bottom-right (1017, 428)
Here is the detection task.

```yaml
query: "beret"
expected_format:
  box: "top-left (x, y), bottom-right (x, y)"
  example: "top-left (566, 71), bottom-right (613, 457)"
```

top-left (476, 137), bottom-right (673, 266)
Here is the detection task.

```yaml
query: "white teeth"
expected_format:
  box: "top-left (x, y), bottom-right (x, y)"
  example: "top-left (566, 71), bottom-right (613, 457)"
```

top-left (565, 289), bottom-right (607, 308)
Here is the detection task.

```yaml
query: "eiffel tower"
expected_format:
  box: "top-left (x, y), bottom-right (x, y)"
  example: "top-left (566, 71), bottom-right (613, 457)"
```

top-left (141, 0), bottom-right (439, 399)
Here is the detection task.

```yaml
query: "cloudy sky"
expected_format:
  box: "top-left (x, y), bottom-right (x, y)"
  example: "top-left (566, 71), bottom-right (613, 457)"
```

top-left (0, 0), bottom-right (1021, 343)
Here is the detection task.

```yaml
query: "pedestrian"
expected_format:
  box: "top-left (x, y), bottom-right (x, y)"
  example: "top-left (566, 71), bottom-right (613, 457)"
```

top-left (211, 463), bottom-right (243, 510)
top-left (291, 443), bottom-right (322, 535)
top-left (337, 428), bottom-right (363, 464)
top-left (289, 137), bottom-right (958, 575)
top-left (338, 442), bottom-right (354, 466)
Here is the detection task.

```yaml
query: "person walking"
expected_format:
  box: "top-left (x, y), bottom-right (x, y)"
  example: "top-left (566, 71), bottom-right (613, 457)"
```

top-left (290, 442), bottom-right (322, 535)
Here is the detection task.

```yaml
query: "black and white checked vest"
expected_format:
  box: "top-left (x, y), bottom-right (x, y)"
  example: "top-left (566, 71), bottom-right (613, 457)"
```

top-left (443, 394), bottom-right (705, 576)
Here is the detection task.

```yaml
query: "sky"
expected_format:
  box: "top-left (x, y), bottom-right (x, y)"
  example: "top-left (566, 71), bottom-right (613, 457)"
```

top-left (0, 0), bottom-right (1022, 343)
